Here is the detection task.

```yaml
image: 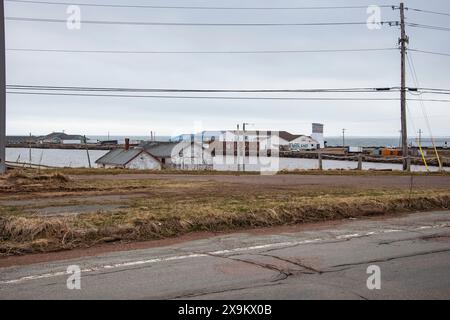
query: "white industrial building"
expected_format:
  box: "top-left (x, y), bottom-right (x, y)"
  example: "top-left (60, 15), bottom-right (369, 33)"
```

top-left (311, 123), bottom-right (325, 148)
top-left (207, 124), bottom-right (324, 151)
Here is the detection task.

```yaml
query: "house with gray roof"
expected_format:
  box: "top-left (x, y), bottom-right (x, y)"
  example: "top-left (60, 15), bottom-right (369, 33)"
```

top-left (95, 140), bottom-right (211, 170)
top-left (140, 141), bottom-right (211, 169)
top-left (95, 148), bottom-right (161, 170)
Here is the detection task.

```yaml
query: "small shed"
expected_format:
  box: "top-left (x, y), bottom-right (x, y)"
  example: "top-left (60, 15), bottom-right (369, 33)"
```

top-left (95, 148), bottom-right (161, 170)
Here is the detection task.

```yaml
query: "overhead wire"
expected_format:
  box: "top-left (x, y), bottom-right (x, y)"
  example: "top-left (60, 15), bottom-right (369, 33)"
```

top-left (6, 17), bottom-right (398, 27)
top-left (407, 52), bottom-right (444, 170)
top-left (406, 23), bottom-right (450, 32)
top-left (5, 1), bottom-right (395, 11)
top-left (406, 7), bottom-right (450, 17)
top-left (6, 48), bottom-right (399, 55)
top-left (6, 91), bottom-right (450, 103)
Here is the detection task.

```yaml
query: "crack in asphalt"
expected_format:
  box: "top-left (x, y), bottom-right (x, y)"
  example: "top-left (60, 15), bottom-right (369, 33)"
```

top-left (421, 234), bottom-right (450, 241)
top-left (168, 281), bottom-right (284, 299)
top-left (202, 252), bottom-right (302, 282)
top-left (378, 237), bottom-right (421, 246)
top-left (331, 248), bottom-right (450, 268)
top-left (170, 252), bottom-right (372, 300)
top-left (258, 253), bottom-right (323, 274)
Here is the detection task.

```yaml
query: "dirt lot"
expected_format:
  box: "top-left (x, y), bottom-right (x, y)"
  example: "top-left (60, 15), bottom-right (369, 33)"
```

top-left (0, 169), bottom-right (449, 256)
top-left (70, 173), bottom-right (450, 188)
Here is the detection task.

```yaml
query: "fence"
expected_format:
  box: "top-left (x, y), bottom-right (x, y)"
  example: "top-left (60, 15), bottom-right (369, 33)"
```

top-left (318, 154), bottom-right (450, 172)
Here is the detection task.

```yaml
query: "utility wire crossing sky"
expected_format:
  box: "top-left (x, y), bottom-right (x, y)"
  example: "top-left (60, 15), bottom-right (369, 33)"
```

top-left (4, 0), bottom-right (450, 137)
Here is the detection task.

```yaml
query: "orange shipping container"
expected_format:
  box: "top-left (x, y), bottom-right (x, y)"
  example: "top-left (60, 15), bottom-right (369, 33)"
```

top-left (381, 149), bottom-right (402, 157)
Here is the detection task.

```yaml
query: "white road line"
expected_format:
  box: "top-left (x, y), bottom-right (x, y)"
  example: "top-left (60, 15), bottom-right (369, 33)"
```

top-left (1, 223), bottom-right (449, 285)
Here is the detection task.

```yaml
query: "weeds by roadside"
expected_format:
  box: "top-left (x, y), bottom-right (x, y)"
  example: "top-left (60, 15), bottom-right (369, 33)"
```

top-left (0, 189), bottom-right (449, 256)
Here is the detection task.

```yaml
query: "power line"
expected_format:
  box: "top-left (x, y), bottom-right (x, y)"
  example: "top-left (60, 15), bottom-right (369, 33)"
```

top-left (5, 0), bottom-right (394, 11)
top-left (406, 7), bottom-right (450, 17)
top-left (6, 48), bottom-right (398, 55)
top-left (417, 88), bottom-right (450, 94)
top-left (6, 17), bottom-right (398, 27)
top-left (406, 23), bottom-right (450, 32)
top-left (8, 47), bottom-right (449, 58)
top-left (5, 91), bottom-right (401, 100)
top-left (407, 51), bottom-right (444, 169)
top-left (6, 91), bottom-right (450, 102)
top-left (6, 85), bottom-right (402, 93)
top-left (415, 91), bottom-right (450, 96)
top-left (408, 49), bottom-right (450, 58)
top-left (8, 85), bottom-right (450, 94)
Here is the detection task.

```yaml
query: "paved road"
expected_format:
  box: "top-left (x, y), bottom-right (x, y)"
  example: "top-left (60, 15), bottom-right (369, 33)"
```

top-left (1, 211), bottom-right (449, 300)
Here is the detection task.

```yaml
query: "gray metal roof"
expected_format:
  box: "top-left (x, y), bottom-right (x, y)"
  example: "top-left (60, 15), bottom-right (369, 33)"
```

top-left (140, 141), bottom-right (204, 159)
top-left (95, 148), bottom-right (149, 166)
top-left (140, 142), bottom-right (179, 158)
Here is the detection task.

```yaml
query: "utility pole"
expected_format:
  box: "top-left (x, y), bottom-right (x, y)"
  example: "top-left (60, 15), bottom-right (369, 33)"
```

top-left (29, 132), bottom-right (32, 167)
top-left (418, 129), bottom-right (422, 146)
top-left (242, 123), bottom-right (246, 172)
top-left (236, 124), bottom-right (240, 172)
top-left (342, 129), bottom-right (346, 148)
top-left (399, 2), bottom-right (409, 170)
top-left (0, 0), bottom-right (6, 174)
top-left (242, 123), bottom-right (249, 172)
top-left (84, 135), bottom-right (92, 168)
top-left (242, 123), bottom-right (254, 172)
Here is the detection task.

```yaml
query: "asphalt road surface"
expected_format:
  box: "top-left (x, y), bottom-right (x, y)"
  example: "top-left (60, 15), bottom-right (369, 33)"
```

top-left (1, 211), bottom-right (449, 300)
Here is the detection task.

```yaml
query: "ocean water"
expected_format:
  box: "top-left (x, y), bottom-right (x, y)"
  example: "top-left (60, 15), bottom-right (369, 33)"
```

top-left (6, 148), bottom-right (446, 172)
top-left (6, 148), bottom-right (109, 168)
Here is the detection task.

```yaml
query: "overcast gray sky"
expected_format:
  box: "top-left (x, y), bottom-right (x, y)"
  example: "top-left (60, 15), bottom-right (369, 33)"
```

top-left (4, 0), bottom-right (450, 137)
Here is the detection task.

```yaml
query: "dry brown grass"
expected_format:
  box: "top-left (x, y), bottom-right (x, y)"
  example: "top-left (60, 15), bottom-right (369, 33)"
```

top-left (1, 190), bottom-right (449, 256)
top-left (1, 168), bottom-right (449, 256)
top-left (1, 170), bottom-right (69, 185)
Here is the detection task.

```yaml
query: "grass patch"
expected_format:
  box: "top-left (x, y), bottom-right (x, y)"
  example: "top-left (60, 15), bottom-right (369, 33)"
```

top-left (0, 170), bottom-right (69, 187)
top-left (1, 189), bottom-right (449, 256)
top-left (1, 168), bottom-right (449, 256)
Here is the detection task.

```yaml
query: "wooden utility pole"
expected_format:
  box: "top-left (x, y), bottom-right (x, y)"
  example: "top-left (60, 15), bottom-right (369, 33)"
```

top-left (236, 124), bottom-right (240, 172)
top-left (242, 122), bottom-right (252, 172)
top-left (242, 123), bottom-right (246, 172)
top-left (342, 128), bottom-right (346, 148)
top-left (84, 135), bottom-right (92, 168)
top-left (0, 0), bottom-right (6, 174)
top-left (399, 2), bottom-right (409, 170)
top-left (29, 133), bottom-right (32, 167)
